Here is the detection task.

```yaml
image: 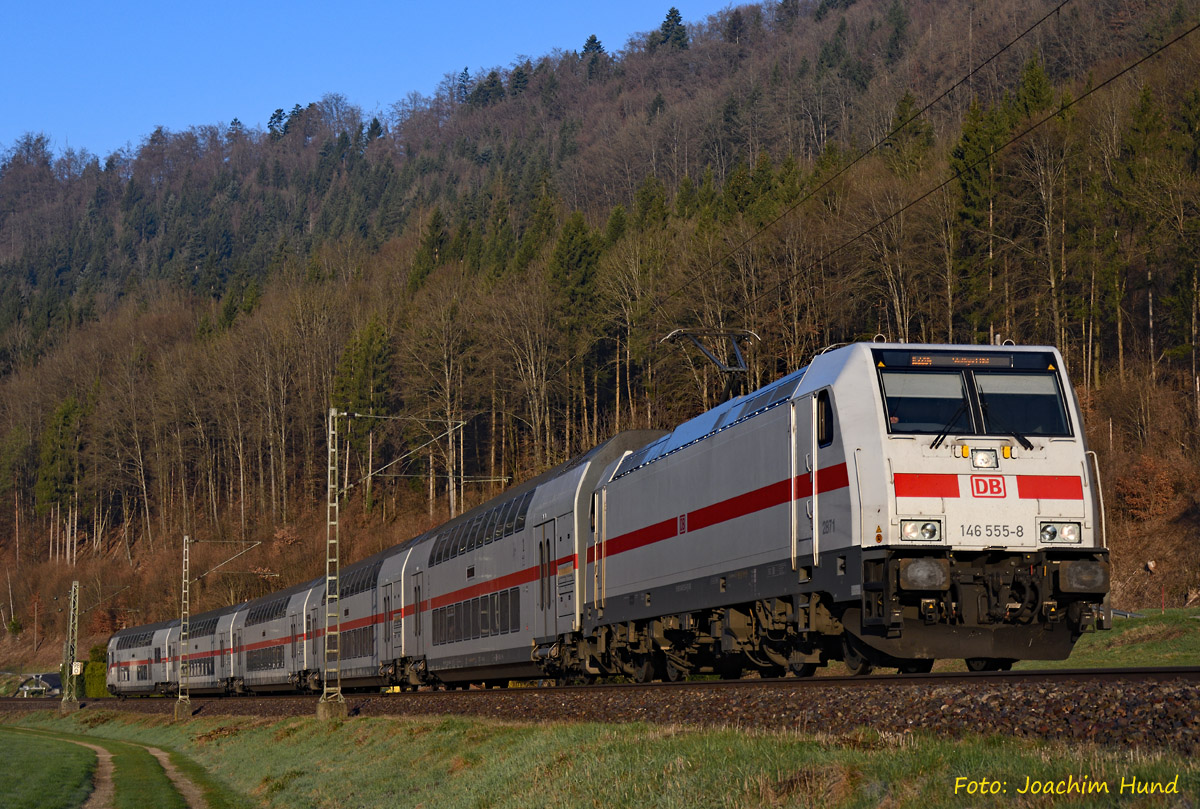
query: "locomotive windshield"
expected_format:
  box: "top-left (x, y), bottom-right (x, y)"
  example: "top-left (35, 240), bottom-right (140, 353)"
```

top-left (879, 371), bottom-right (971, 433)
top-left (875, 350), bottom-right (1072, 438)
top-left (974, 372), bottom-right (1069, 436)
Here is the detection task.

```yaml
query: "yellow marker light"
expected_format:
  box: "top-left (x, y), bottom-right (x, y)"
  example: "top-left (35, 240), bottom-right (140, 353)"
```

top-left (960, 445), bottom-right (970, 458)
top-left (1003, 446), bottom-right (1012, 459)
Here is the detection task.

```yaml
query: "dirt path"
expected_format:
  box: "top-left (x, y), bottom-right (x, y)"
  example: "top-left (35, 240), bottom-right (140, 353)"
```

top-left (16, 728), bottom-right (206, 809)
top-left (144, 746), bottom-right (207, 809)
top-left (74, 741), bottom-right (114, 809)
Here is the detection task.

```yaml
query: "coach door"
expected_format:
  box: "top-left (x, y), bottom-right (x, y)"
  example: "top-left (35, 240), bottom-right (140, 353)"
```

top-left (305, 608), bottom-right (315, 671)
top-left (383, 583), bottom-right (397, 660)
top-left (555, 513), bottom-right (574, 625)
top-left (289, 615), bottom-right (299, 671)
top-left (411, 572), bottom-right (424, 657)
top-left (533, 519), bottom-right (557, 638)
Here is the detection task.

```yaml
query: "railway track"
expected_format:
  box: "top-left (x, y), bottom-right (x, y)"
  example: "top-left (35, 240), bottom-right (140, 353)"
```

top-left (3, 667), bottom-right (1198, 752)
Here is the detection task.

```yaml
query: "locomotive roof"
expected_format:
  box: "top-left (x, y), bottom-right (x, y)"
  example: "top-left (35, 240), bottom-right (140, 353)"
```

top-left (612, 363), bottom-right (810, 480)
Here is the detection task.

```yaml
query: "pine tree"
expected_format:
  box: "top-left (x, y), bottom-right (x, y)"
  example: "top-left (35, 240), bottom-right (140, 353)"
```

top-left (410, 208), bottom-right (447, 291)
top-left (884, 0), bottom-right (909, 64)
top-left (951, 99), bottom-right (1009, 340)
top-left (457, 68), bottom-right (471, 104)
top-left (549, 211), bottom-right (600, 340)
top-left (1015, 56), bottom-right (1054, 120)
top-left (509, 62), bottom-right (530, 96)
top-left (605, 204), bottom-right (628, 246)
top-left (583, 35), bottom-right (607, 81)
top-left (884, 91), bottom-right (934, 178)
top-left (267, 108), bottom-right (286, 140)
top-left (484, 197), bottom-right (516, 278)
top-left (469, 71), bottom-right (506, 107)
top-left (778, 0), bottom-right (801, 31)
top-left (633, 175), bottom-right (669, 230)
top-left (332, 315), bottom-right (394, 508)
top-left (34, 396), bottom-right (83, 516)
top-left (654, 7), bottom-right (689, 51)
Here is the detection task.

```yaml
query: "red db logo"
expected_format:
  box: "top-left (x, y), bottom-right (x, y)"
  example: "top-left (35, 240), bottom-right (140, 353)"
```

top-left (970, 476), bottom-right (1006, 498)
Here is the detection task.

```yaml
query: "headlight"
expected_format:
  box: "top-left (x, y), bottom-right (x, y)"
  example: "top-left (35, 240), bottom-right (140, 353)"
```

top-left (1040, 522), bottom-right (1081, 543)
top-left (971, 448), bottom-right (998, 469)
top-left (901, 520), bottom-right (941, 541)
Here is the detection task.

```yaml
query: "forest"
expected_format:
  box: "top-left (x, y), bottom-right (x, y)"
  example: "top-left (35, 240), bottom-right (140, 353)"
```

top-left (0, 0), bottom-right (1198, 660)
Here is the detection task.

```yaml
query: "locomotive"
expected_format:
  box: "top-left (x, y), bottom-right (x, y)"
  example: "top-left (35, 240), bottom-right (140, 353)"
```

top-left (108, 342), bottom-right (1112, 696)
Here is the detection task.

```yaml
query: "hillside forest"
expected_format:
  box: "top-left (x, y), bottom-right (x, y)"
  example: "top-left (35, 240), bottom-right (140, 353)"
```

top-left (1, 0), bottom-right (1199, 663)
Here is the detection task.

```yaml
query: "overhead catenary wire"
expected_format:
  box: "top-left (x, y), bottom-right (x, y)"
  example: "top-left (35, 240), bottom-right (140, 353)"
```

top-left (647, 0), bottom-right (1079, 324)
top-left (736, 16), bottom-right (1200, 322)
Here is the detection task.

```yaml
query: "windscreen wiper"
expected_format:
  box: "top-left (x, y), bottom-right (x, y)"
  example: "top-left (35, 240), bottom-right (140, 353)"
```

top-left (998, 425), bottom-right (1034, 451)
top-left (980, 402), bottom-right (1035, 450)
top-left (930, 401), bottom-right (968, 450)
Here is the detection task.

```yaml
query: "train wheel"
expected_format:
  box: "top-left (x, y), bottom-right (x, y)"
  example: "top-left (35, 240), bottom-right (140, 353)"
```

top-left (788, 660), bottom-right (817, 678)
top-left (842, 636), bottom-right (874, 676)
top-left (663, 659), bottom-right (687, 683)
top-left (632, 654), bottom-right (660, 683)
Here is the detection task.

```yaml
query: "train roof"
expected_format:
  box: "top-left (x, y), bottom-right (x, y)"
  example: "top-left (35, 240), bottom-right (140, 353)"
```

top-left (402, 430), bottom-right (665, 551)
top-left (612, 364), bottom-right (810, 480)
top-left (112, 617), bottom-right (179, 637)
top-left (242, 576), bottom-right (322, 606)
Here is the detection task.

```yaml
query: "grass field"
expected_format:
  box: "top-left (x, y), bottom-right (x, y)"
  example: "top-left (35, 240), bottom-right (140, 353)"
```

top-left (0, 727), bottom-right (95, 809)
top-left (1, 610), bottom-right (1196, 808)
top-left (1013, 607), bottom-right (1200, 670)
top-left (5, 710), bottom-right (1196, 809)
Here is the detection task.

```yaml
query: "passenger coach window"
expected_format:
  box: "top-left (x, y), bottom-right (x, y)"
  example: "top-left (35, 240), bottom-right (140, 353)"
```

top-left (974, 372), bottom-right (1070, 436)
top-left (880, 371), bottom-right (970, 433)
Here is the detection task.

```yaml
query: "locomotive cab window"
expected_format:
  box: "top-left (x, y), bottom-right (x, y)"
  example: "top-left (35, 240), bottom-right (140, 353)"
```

top-left (974, 372), bottom-right (1070, 437)
top-left (877, 352), bottom-right (1072, 439)
top-left (816, 390), bottom-right (834, 447)
top-left (880, 371), bottom-right (970, 433)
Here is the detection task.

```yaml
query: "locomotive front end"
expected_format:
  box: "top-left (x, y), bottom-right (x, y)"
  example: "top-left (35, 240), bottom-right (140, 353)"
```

top-left (857, 345), bottom-right (1110, 670)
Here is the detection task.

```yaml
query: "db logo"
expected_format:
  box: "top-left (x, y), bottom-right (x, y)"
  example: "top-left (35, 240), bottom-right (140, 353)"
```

top-left (970, 476), bottom-right (1006, 498)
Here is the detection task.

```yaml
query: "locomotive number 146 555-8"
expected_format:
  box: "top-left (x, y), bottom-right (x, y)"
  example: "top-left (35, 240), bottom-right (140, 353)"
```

top-left (959, 524), bottom-right (1025, 539)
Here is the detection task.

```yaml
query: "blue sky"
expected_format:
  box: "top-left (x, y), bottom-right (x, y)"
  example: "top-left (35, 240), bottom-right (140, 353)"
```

top-left (2, 1), bottom-right (735, 160)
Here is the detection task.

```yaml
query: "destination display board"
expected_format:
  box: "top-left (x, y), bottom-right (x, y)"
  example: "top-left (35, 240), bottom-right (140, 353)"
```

top-left (872, 348), bottom-right (1056, 371)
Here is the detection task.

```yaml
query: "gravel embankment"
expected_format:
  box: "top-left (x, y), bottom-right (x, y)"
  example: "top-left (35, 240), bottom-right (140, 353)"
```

top-left (4, 676), bottom-right (1197, 753)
